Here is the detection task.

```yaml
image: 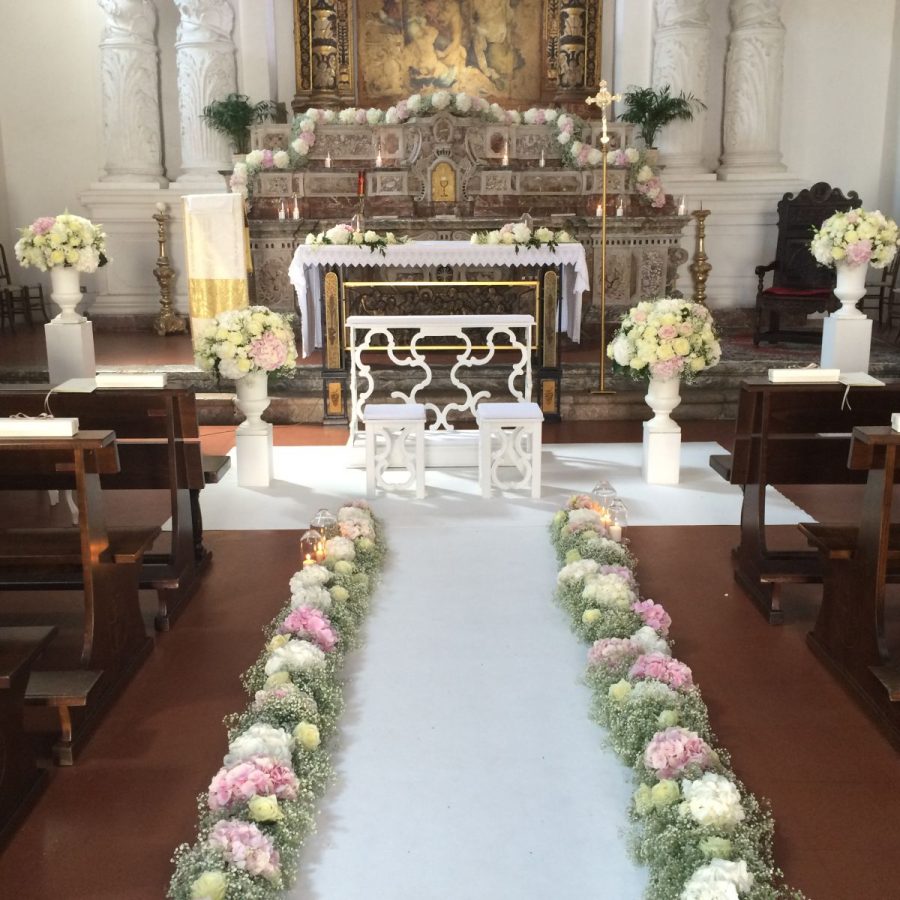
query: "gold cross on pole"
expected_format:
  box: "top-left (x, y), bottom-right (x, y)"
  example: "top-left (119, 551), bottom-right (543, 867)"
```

top-left (585, 80), bottom-right (621, 143)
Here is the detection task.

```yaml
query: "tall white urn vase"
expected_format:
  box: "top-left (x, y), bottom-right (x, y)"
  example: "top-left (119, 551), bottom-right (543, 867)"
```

top-left (832, 262), bottom-right (868, 319)
top-left (234, 370), bottom-right (273, 487)
top-left (50, 266), bottom-right (85, 323)
top-left (235, 370), bottom-right (270, 432)
top-left (642, 375), bottom-right (682, 484)
top-left (821, 262), bottom-right (873, 373)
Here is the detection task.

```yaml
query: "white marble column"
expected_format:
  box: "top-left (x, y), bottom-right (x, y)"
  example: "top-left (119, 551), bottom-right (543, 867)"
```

top-left (718, 0), bottom-right (787, 178)
top-left (98, 0), bottom-right (167, 185)
top-left (174, 0), bottom-right (238, 183)
top-left (650, 0), bottom-right (711, 174)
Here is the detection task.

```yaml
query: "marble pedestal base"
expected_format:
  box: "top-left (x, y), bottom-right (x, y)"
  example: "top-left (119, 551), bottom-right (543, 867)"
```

top-left (643, 424), bottom-right (681, 485)
top-left (44, 321), bottom-right (96, 385)
top-left (821, 317), bottom-right (872, 373)
top-left (236, 425), bottom-right (274, 487)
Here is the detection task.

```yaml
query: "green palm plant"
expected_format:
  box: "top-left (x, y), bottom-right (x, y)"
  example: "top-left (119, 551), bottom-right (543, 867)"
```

top-left (201, 93), bottom-right (276, 155)
top-left (618, 85), bottom-right (707, 149)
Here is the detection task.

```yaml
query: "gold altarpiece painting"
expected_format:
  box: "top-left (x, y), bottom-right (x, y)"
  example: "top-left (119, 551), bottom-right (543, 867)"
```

top-left (293, 0), bottom-right (603, 110)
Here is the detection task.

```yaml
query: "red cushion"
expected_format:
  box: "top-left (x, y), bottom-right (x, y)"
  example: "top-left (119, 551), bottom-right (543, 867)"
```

top-left (762, 286), bottom-right (833, 297)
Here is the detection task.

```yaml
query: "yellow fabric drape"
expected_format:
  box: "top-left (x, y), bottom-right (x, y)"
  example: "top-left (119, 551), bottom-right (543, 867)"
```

top-left (187, 278), bottom-right (249, 318)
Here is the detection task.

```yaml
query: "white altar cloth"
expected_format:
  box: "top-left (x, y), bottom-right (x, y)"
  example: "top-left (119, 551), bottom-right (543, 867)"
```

top-left (287, 240), bottom-right (590, 357)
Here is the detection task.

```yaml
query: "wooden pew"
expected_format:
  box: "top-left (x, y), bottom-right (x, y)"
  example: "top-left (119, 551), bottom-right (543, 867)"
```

top-left (0, 626), bottom-right (55, 848)
top-left (0, 387), bottom-right (229, 630)
top-left (800, 426), bottom-right (900, 748)
top-left (712, 378), bottom-right (900, 623)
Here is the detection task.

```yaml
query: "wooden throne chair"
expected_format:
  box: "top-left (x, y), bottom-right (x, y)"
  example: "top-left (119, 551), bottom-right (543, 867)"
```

top-left (753, 182), bottom-right (862, 345)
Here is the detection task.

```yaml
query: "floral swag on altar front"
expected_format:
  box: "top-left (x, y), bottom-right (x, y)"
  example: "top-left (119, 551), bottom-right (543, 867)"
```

top-left (229, 91), bottom-right (667, 209)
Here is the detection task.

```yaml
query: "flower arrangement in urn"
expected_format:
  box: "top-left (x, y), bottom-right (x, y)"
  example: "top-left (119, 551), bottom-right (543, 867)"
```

top-left (810, 208), bottom-right (899, 270)
top-left (607, 297), bottom-right (722, 383)
top-left (14, 213), bottom-right (108, 272)
top-left (195, 306), bottom-right (297, 381)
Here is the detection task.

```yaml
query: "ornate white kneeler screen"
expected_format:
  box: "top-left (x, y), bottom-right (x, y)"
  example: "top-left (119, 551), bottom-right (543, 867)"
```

top-left (347, 314), bottom-right (534, 468)
top-left (289, 241), bottom-right (589, 357)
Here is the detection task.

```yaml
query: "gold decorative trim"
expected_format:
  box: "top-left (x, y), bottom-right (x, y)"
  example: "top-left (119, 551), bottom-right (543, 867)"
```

top-left (324, 271), bottom-right (341, 369)
top-left (541, 379), bottom-right (558, 414)
top-left (542, 269), bottom-right (559, 367)
top-left (326, 382), bottom-right (343, 416)
top-left (187, 279), bottom-right (249, 319)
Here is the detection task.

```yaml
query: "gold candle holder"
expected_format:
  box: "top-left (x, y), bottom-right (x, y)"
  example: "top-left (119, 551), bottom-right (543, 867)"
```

top-left (152, 202), bottom-right (186, 336)
top-left (689, 207), bottom-right (712, 304)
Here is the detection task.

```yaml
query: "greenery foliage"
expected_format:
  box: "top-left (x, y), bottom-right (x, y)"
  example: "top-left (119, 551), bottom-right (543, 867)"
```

top-left (202, 93), bottom-right (276, 154)
top-left (618, 84), bottom-right (707, 148)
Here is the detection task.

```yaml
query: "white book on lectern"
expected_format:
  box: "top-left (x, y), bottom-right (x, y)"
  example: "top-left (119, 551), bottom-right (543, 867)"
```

top-left (767, 368), bottom-right (840, 383)
top-left (0, 417), bottom-right (79, 437)
top-left (94, 372), bottom-right (167, 388)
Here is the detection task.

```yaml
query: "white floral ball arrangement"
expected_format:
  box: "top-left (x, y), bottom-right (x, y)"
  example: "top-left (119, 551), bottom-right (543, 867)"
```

top-left (15, 213), bottom-right (108, 273)
top-left (195, 306), bottom-right (298, 381)
top-left (810, 207), bottom-right (899, 269)
top-left (607, 297), bottom-right (722, 383)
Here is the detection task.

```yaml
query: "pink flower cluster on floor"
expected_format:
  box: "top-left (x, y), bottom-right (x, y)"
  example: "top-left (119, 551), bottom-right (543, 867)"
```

top-left (631, 599), bottom-right (672, 636)
top-left (279, 606), bottom-right (338, 652)
top-left (248, 331), bottom-right (289, 371)
top-left (644, 726), bottom-right (715, 779)
top-left (208, 755), bottom-right (299, 812)
top-left (207, 818), bottom-right (281, 881)
top-left (588, 637), bottom-right (642, 671)
top-left (629, 652), bottom-right (693, 690)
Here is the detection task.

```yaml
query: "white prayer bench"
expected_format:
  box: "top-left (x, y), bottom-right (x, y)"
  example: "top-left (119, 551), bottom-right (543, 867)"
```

top-left (347, 314), bottom-right (535, 470)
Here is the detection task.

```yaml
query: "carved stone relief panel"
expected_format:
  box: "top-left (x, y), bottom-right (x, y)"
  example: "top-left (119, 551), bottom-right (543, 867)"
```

top-left (480, 172), bottom-right (514, 194)
top-left (303, 173), bottom-right (359, 196)
top-left (518, 172), bottom-right (584, 194)
top-left (254, 254), bottom-right (294, 311)
top-left (586, 170), bottom-right (626, 193)
top-left (257, 173), bottom-right (294, 197)
top-left (251, 125), bottom-right (291, 151)
top-left (374, 171), bottom-right (409, 195)
top-left (376, 127), bottom-right (406, 162)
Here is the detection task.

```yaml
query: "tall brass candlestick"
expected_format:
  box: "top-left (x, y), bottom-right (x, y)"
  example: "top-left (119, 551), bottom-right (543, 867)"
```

top-left (689, 207), bottom-right (712, 304)
top-left (152, 202), bottom-right (186, 336)
top-left (586, 80), bottom-right (621, 394)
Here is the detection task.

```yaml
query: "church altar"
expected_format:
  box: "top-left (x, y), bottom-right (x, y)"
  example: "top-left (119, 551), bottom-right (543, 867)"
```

top-left (288, 240), bottom-right (587, 424)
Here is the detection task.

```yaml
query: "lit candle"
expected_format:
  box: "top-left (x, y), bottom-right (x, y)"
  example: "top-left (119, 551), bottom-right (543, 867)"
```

top-left (539, 149), bottom-right (545, 168)
top-left (277, 200), bottom-right (286, 221)
top-left (375, 146), bottom-right (383, 168)
top-left (609, 524), bottom-right (623, 541)
top-left (325, 151), bottom-right (332, 169)
top-left (501, 140), bottom-right (509, 167)
top-left (155, 201), bottom-right (167, 214)
top-left (595, 201), bottom-right (603, 217)
top-left (292, 195), bottom-right (300, 220)
top-left (302, 553), bottom-right (315, 568)
top-left (678, 195), bottom-right (687, 216)
top-left (615, 197), bottom-right (624, 217)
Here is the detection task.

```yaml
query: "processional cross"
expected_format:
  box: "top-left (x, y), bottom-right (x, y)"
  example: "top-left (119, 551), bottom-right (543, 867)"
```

top-left (585, 80), bottom-right (621, 393)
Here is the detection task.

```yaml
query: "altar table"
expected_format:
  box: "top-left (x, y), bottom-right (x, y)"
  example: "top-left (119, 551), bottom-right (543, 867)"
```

top-left (287, 240), bottom-right (588, 423)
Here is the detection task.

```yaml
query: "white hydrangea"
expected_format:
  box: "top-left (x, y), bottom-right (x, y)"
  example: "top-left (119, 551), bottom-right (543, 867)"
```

top-left (385, 106), bottom-right (399, 125)
top-left (338, 108), bottom-right (357, 124)
top-left (245, 149), bottom-right (264, 167)
top-left (511, 222), bottom-right (531, 243)
top-left (454, 92), bottom-right (472, 113)
top-left (679, 774), bottom-right (746, 832)
top-left (366, 107), bottom-right (383, 125)
top-left (523, 108), bottom-right (538, 124)
top-left (337, 505), bottom-right (372, 523)
top-left (325, 536), bottom-right (356, 561)
top-left (290, 584), bottom-right (332, 611)
top-left (535, 226), bottom-right (553, 243)
top-left (431, 90), bottom-right (450, 110)
top-left (290, 565), bottom-right (332, 590)
top-left (407, 93), bottom-right (422, 113)
top-left (292, 138), bottom-right (310, 156)
top-left (587, 148), bottom-right (603, 166)
top-left (273, 150), bottom-right (290, 168)
top-left (680, 859), bottom-right (754, 900)
top-left (631, 625), bottom-right (671, 656)
top-left (567, 508), bottom-right (606, 530)
top-left (224, 723), bottom-right (294, 766)
top-left (629, 680), bottom-right (678, 704)
top-left (581, 572), bottom-right (636, 610)
top-left (264, 639), bottom-right (326, 677)
top-left (557, 558), bottom-right (600, 584)
top-left (544, 109), bottom-right (558, 122)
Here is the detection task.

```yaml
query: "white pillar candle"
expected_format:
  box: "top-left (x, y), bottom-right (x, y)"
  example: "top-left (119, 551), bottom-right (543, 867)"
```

top-left (609, 524), bottom-right (622, 541)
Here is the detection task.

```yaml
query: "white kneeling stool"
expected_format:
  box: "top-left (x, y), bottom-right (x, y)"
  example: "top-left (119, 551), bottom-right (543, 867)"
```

top-left (476, 401), bottom-right (544, 498)
top-left (364, 402), bottom-right (426, 499)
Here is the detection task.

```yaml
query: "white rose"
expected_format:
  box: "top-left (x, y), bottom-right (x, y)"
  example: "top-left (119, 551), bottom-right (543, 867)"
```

top-left (363, 230), bottom-right (378, 244)
top-left (511, 223), bottom-right (531, 243)
top-left (535, 226), bottom-right (553, 243)
top-left (500, 231), bottom-right (515, 244)
top-left (486, 231), bottom-right (501, 245)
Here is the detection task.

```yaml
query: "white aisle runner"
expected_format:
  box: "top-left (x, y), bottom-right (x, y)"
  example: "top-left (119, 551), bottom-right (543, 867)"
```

top-left (287, 510), bottom-right (647, 899)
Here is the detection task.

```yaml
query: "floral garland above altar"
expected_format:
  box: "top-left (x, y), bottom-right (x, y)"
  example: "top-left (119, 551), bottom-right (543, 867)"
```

top-left (303, 225), bottom-right (410, 255)
top-left (230, 91), bottom-right (667, 208)
top-left (470, 221), bottom-right (576, 252)
top-left (549, 500), bottom-right (805, 900)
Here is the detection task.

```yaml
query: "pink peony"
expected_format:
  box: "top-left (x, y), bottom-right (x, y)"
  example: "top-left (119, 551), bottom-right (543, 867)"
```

top-left (631, 599), bottom-right (672, 636)
top-left (588, 637), bottom-right (642, 670)
top-left (649, 358), bottom-right (685, 380)
top-left (629, 652), bottom-right (693, 690)
top-left (207, 818), bottom-right (281, 880)
top-left (846, 240), bottom-right (872, 266)
top-left (208, 755), bottom-right (299, 811)
top-left (31, 216), bottom-right (56, 235)
top-left (261, 149), bottom-right (275, 169)
top-left (279, 606), bottom-right (338, 651)
top-left (355, 108), bottom-right (367, 124)
top-left (644, 726), bottom-right (715, 779)
top-left (248, 331), bottom-right (288, 371)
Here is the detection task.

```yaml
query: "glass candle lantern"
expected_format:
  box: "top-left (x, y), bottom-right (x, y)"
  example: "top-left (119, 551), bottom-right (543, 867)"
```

top-left (591, 479), bottom-right (617, 510)
top-left (300, 528), bottom-right (324, 567)
top-left (310, 508), bottom-right (339, 540)
top-left (607, 498), bottom-right (628, 541)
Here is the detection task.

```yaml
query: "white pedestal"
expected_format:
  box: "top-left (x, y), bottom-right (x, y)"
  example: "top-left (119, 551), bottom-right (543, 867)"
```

top-left (236, 425), bottom-right (274, 487)
top-left (643, 424), bottom-right (681, 485)
top-left (820, 316), bottom-right (873, 373)
top-left (44, 321), bottom-right (96, 386)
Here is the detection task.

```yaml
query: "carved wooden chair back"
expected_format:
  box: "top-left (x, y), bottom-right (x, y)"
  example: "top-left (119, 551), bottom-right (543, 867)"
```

top-left (0, 242), bottom-right (49, 328)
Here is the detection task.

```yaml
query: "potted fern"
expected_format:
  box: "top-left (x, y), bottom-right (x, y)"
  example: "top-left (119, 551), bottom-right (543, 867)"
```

top-left (618, 84), bottom-right (707, 153)
top-left (201, 93), bottom-right (276, 158)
